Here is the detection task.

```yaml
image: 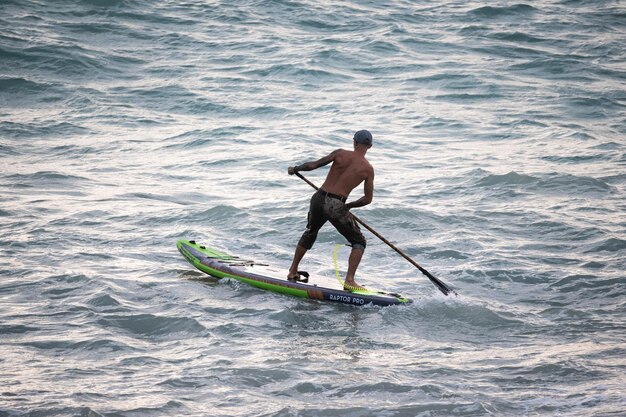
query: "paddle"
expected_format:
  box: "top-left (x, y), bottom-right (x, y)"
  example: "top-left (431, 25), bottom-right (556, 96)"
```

top-left (294, 171), bottom-right (457, 296)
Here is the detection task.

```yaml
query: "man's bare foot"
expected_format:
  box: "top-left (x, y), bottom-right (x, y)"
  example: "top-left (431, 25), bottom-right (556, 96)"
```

top-left (343, 281), bottom-right (367, 292)
top-left (288, 271), bottom-right (309, 283)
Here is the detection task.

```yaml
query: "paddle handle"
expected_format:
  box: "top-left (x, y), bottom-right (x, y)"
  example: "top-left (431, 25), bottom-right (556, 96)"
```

top-left (294, 171), bottom-right (456, 296)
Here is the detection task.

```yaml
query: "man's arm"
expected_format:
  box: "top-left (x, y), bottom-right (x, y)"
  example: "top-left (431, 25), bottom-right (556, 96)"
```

top-left (288, 149), bottom-right (340, 175)
top-left (346, 173), bottom-right (374, 210)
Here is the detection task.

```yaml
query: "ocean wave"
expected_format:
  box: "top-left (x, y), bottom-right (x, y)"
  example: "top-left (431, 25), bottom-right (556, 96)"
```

top-left (242, 63), bottom-right (354, 83)
top-left (8, 44), bottom-right (112, 77)
top-left (540, 154), bottom-right (612, 164)
top-left (430, 92), bottom-right (503, 102)
top-left (97, 313), bottom-right (207, 338)
top-left (0, 77), bottom-right (64, 101)
top-left (0, 143), bottom-right (20, 156)
top-left (86, 293), bottom-right (122, 308)
top-left (498, 359), bottom-right (605, 384)
top-left (429, 249), bottom-right (469, 260)
top-left (507, 56), bottom-right (603, 82)
top-left (0, 121), bottom-right (90, 138)
top-left (195, 205), bottom-right (249, 223)
top-left (44, 143), bottom-right (104, 159)
top-left (469, 4), bottom-right (538, 19)
top-left (490, 31), bottom-right (549, 44)
top-left (476, 171), bottom-right (538, 186)
top-left (537, 173), bottom-right (613, 193)
top-left (593, 141), bottom-right (623, 151)
top-left (5, 406), bottom-right (105, 417)
top-left (475, 171), bottom-right (614, 195)
top-left (0, 323), bottom-right (40, 334)
top-left (550, 274), bottom-right (623, 293)
top-left (586, 237), bottom-right (626, 253)
top-left (80, 0), bottom-right (128, 6)
top-left (2, 171), bottom-right (92, 191)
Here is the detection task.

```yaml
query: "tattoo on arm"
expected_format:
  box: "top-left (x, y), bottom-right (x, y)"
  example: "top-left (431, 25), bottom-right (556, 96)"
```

top-left (346, 196), bottom-right (369, 210)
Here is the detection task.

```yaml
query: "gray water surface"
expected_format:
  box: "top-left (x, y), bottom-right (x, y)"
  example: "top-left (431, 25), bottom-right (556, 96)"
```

top-left (1, 0), bottom-right (625, 416)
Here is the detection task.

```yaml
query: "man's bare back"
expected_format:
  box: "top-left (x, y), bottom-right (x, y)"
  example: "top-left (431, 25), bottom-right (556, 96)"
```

top-left (321, 149), bottom-right (373, 200)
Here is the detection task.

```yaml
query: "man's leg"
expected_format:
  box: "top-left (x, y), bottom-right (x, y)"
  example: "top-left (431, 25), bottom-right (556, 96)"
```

top-left (288, 244), bottom-right (308, 279)
top-left (288, 192), bottom-right (326, 280)
top-left (329, 207), bottom-right (367, 290)
top-left (344, 246), bottom-right (366, 290)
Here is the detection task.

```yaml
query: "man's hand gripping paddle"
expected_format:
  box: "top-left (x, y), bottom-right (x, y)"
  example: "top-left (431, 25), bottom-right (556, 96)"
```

top-left (294, 172), bottom-right (457, 296)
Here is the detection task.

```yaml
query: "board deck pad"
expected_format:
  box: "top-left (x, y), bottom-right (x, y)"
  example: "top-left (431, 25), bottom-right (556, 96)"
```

top-left (177, 240), bottom-right (411, 307)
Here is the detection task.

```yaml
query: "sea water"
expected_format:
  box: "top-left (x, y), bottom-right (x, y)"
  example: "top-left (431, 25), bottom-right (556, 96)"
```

top-left (1, 1), bottom-right (624, 416)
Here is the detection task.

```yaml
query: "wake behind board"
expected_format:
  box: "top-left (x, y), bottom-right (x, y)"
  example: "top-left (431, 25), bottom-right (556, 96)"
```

top-left (177, 240), bottom-right (411, 307)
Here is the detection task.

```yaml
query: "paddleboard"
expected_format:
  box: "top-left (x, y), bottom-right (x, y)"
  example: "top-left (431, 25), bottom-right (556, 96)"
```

top-left (177, 239), bottom-right (411, 307)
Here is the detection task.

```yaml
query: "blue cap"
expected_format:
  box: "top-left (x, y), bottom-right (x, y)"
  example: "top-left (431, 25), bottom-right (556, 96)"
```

top-left (353, 130), bottom-right (373, 146)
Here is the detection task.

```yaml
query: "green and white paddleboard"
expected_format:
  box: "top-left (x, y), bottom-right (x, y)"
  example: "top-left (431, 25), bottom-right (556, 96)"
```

top-left (177, 240), bottom-right (411, 307)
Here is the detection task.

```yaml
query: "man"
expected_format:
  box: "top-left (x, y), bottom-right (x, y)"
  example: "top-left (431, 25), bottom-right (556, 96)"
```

top-left (287, 130), bottom-right (375, 291)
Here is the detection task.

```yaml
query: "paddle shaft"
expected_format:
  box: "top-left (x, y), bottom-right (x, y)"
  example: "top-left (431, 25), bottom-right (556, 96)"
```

top-left (294, 171), bottom-right (455, 296)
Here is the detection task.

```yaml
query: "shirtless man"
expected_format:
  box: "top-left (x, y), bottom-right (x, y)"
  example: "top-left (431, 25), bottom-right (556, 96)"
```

top-left (287, 130), bottom-right (374, 290)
